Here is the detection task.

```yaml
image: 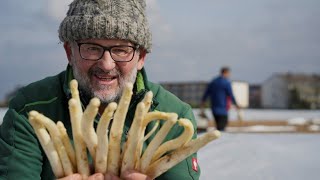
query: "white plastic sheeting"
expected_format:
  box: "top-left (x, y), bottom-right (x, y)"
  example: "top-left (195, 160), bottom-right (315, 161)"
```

top-left (198, 132), bottom-right (320, 180)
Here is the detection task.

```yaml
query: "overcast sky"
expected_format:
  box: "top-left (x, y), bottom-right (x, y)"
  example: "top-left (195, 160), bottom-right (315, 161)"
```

top-left (0, 0), bottom-right (319, 101)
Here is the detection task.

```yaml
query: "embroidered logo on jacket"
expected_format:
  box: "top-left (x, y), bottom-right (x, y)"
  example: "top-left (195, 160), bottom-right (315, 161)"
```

top-left (192, 158), bottom-right (198, 172)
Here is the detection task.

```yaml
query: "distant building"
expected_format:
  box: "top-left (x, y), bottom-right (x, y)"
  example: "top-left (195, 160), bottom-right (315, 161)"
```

top-left (249, 84), bottom-right (262, 108)
top-left (261, 73), bottom-right (320, 109)
top-left (161, 81), bottom-right (207, 107)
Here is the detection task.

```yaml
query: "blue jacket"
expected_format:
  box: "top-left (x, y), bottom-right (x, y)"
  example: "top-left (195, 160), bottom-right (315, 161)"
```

top-left (202, 76), bottom-right (237, 115)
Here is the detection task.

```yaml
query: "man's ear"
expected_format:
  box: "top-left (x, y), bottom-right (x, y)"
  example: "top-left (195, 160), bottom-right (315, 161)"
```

top-left (137, 49), bottom-right (147, 70)
top-left (63, 42), bottom-right (73, 65)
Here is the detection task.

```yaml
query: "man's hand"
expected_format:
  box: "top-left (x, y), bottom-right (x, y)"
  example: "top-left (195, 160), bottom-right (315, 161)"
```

top-left (199, 102), bottom-right (205, 110)
top-left (57, 173), bottom-right (104, 180)
top-left (57, 171), bottom-right (152, 180)
top-left (105, 170), bottom-right (152, 180)
top-left (199, 103), bottom-right (207, 119)
top-left (122, 170), bottom-right (152, 180)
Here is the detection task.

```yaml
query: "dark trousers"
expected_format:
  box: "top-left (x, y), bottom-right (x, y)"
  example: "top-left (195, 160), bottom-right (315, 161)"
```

top-left (213, 114), bottom-right (228, 131)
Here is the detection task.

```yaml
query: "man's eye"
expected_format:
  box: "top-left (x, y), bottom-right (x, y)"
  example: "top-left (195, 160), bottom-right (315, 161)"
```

top-left (87, 47), bottom-right (101, 51)
top-left (113, 49), bottom-right (127, 53)
top-left (112, 47), bottom-right (133, 54)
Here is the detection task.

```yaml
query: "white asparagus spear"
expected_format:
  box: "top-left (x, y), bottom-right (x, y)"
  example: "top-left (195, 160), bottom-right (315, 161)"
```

top-left (29, 112), bottom-right (64, 178)
top-left (146, 130), bottom-right (221, 179)
top-left (30, 111), bottom-right (74, 176)
top-left (69, 80), bottom-right (90, 178)
top-left (143, 120), bottom-right (159, 142)
top-left (57, 121), bottom-right (77, 169)
top-left (120, 102), bottom-right (145, 177)
top-left (151, 118), bottom-right (194, 162)
top-left (81, 97), bottom-right (100, 162)
top-left (134, 111), bottom-right (175, 170)
top-left (139, 113), bottom-right (178, 173)
top-left (107, 83), bottom-right (133, 176)
top-left (95, 102), bottom-right (117, 174)
top-left (70, 79), bottom-right (81, 103)
top-left (69, 99), bottom-right (90, 178)
top-left (139, 91), bottom-right (157, 142)
top-left (128, 91), bottom-right (154, 169)
top-left (142, 91), bottom-right (153, 111)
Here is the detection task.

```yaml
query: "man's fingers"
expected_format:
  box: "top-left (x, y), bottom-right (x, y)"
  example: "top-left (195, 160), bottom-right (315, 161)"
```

top-left (56, 174), bottom-right (82, 180)
top-left (121, 170), bottom-right (152, 180)
top-left (57, 173), bottom-right (104, 180)
top-left (104, 173), bottom-right (122, 180)
top-left (87, 173), bottom-right (104, 180)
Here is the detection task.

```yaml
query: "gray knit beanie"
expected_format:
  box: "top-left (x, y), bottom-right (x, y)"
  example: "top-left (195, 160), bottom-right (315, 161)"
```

top-left (58, 0), bottom-right (152, 52)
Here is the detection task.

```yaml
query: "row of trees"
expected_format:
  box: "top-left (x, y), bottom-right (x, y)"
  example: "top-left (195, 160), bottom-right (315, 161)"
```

top-left (289, 88), bottom-right (319, 109)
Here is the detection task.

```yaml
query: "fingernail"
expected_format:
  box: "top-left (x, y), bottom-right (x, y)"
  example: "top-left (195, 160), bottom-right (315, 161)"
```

top-left (105, 174), bottom-right (111, 180)
top-left (123, 170), bottom-right (132, 175)
top-left (95, 173), bottom-right (104, 180)
top-left (122, 171), bottom-right (132, 178)
top-left (70, 174), bottom-right (81, 180)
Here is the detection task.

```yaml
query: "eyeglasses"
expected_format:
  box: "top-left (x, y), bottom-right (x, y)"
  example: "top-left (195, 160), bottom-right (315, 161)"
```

top-left (77, 43), bottom-right (139, 62)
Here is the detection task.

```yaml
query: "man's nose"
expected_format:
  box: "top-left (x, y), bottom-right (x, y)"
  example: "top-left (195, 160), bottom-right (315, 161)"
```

top-left (98, 51), bottom-right (116, 70)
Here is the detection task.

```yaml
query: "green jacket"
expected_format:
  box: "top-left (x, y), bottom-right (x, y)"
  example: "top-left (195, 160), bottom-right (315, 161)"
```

top-left (0, 66), bottom-right (200, 180)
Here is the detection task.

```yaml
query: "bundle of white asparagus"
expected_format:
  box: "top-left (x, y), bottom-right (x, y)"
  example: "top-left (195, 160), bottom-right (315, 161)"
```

top-left (28, 80), bottom-right (221, 179)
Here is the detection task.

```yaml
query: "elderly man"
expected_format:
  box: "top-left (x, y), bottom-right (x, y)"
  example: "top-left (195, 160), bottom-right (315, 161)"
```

top-left (0, 0), bottom-right (200, 179)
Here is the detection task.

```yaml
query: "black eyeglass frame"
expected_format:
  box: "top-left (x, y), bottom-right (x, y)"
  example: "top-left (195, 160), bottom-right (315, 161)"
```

top-left (77, 42), bottom-right (140, 62)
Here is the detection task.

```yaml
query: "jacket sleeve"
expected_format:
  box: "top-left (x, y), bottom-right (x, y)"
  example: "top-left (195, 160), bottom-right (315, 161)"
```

top-left (225, 81), bottom-right (238, 106)
top-left (0, 109), bottom-right (43, 180)
top-left (157, 105), bottom-right (200, 180)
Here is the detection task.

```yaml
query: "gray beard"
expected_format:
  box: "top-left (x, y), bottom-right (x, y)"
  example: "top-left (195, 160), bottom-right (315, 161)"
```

top-left (72, 62), bottom-right (138, 104)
